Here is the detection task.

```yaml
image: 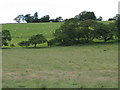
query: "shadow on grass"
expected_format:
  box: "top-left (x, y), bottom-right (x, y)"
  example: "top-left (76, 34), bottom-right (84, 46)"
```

top-left (93, 41), bottom-right (118, 44)
top-left (1, 47), bottom-right (11, 49)
top-left (77, 40), bottom-right (119, 46)
top-left (1, 40), bottom-right (119, 49)
top-left (26, 46), bottom-right (49, 49)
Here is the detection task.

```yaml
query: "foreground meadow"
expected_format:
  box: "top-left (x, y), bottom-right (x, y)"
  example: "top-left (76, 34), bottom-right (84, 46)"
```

top-left (2, 42), bottom-right (118, 88)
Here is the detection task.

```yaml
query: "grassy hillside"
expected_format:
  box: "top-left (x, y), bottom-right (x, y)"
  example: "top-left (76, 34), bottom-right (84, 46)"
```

top-left (2, 22), bottom-right (63, 45)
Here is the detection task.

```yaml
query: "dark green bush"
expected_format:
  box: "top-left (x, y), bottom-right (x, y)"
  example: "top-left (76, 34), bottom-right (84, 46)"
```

top-left (18, 41), bottom-right (30, 47)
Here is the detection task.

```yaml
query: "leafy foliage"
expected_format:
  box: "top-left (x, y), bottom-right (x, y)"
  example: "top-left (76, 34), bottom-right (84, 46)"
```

top-left (18, 41), bottom-right (30, 47)
top-left (40, 15), bottom-right (50, 22)
top-left (51, 18), bottom-right (118, 46)
top-left (94, 23), bottom-right (117, 42)
top-left (29, 34), bottom-right (47, 47)
top-left (2, 30), bottom-right (12, 46)
top-left (75, 11), bottom-right (96, 21)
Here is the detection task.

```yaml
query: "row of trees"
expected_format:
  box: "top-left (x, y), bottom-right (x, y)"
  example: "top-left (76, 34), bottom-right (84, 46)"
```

top-left (14, 12), bottom-right (63, 23)
top-left (14, 11), bottom-right (106, 23)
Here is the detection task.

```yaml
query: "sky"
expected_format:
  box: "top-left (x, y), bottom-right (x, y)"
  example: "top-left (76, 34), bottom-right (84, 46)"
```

top-left (0, 0), bottom-right (119, 23)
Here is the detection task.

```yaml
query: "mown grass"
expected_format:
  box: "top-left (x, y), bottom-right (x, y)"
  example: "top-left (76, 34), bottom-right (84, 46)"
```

top-left (2, 42), bottom-right (118, 88)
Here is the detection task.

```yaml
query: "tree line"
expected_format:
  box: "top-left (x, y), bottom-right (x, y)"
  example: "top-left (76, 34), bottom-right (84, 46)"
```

top-left (14, 11), bottom-right (118, 23)
top-left (14, 11), bottom-right (105, 23)
top-left (14, 12), bottom-right (63, 23)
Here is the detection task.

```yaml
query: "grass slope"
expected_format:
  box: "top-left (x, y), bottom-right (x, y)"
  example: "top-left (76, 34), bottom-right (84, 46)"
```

top-left (3, 43), bottom-right (118, 88)
top-left (2, 23), bottom-right (62, 45)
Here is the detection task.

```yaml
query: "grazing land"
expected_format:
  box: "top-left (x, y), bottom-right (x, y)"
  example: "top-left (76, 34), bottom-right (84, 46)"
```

top-left (2, 23), bottom-right (62, 45)
top-left (2, 22), bottom-right (118, 88)
top-left (2, 43), bottom-right (118, 88)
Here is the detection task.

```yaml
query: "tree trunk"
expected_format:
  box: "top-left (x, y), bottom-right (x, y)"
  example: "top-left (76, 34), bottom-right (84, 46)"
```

top-left (34, 43), bottom-right (37, 47)
top-left (104, 37), bottom-right (107, 42)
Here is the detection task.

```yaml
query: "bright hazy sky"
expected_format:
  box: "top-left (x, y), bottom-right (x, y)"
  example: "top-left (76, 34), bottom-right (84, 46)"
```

top-left (0, 0), bottom-right (119, 23)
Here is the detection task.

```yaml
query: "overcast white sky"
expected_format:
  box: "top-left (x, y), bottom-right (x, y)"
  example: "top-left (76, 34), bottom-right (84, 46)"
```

top-left (0, 0), bottom-right (119, 23)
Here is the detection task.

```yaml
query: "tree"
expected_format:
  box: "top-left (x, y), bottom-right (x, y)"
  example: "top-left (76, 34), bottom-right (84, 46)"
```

top-left (53, 18), bottom-right (79, 45)
top-left (24, 14), bottom-right (34, 23)
top-left (77, 20), bottom-right (97, 42)
top-left (18, 41), bottom-right (30, 47)
top-left (40, 15), bottom-right (50, 22)
top-left (53, 19), bottom-right (98, 45)
top-left (75, 11), bottom-right (96, 21)
top-left (14, 15), bottom-right (24, 23)
top-left (33, 12), bottom-right (39, 22)
top-left (55, 16), bottom-right (63, 22)
top-left (34, 12), bottom-right (38, 20)
top-left (29, 34), bottom-right (47, 47)
top-left (94, 23), bottom-right (116, 42)
top-left (2, 30), bottom-right (12, 46)
top-left (97, 16), bottom-right (103, 21)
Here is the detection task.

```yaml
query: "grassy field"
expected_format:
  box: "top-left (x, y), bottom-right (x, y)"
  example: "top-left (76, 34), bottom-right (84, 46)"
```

top-left (2, 42), bottom-right (118, 88)
top-left (2, 21), bottom-right (118, 88)
top-left (2, 22), bottom-right (62, 45)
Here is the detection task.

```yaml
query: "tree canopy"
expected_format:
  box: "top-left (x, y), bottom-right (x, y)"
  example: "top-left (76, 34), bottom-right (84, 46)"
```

top-left (28, 34), bottom-right (47, 47)
top-left (75, 11), bottom-right (96, 21)
top-left (2, 30), bottom-right (12, 46)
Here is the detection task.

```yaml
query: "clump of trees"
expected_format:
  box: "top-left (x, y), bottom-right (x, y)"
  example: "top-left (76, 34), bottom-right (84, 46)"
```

top-left (18, 34), bottom-right (47, 47)
top-left (75, 11), bottom-right (96, 21)
top-left (49, 18), bottom-right (118, 46)
top-left (14, 12), bottom-right (63, 23)
top-left (18, 41), bottom-right (30, 47)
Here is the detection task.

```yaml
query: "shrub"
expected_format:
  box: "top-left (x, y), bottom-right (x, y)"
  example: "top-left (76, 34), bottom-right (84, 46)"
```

top-left (2, 30), bottom-right (12, 46)
top-left (48, 38), bottom-right (60, 46)
top-left (18, 41), bottom-right (30, 47)
top-left (10, 44), bottom-right (15, 47)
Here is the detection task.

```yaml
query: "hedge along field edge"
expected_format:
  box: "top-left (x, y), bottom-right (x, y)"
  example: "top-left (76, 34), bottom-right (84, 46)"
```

top-left (0, 24), bottom-right (2, 89)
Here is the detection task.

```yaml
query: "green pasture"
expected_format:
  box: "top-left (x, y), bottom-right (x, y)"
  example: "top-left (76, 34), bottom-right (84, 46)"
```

top-left (2, 22), bottom-right (62, 45)
top-left (2, 43), bottom-right (118, 88)
top-left (2, 21), bottom-right (118, 88)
